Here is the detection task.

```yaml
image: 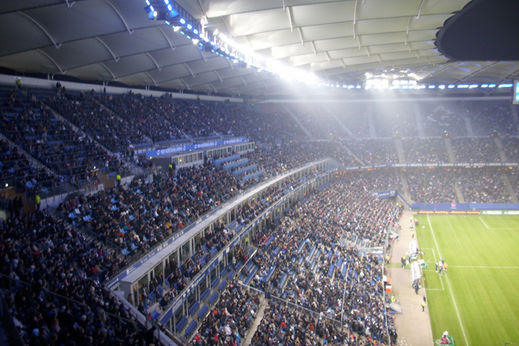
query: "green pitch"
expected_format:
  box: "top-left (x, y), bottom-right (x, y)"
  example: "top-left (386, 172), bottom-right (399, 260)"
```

top-left (415, 214), bottom-right (519, 346)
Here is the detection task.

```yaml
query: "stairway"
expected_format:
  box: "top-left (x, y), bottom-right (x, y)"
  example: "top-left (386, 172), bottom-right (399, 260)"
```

top-left (0, 132), bottom-right (56, 179)
top-left (395, 138), bottom-right (406, 164)
top-left (44, 103), bottom-right (116, 156)
top-left (338, 141), bottom-right (365, 166)
top-left (454, 182), bottom-right (465, 203)
top-left (463, 115), bottom-right (474, 136)
top-left (398, 171), bottom-right (412, 203)
top-left (413, 104), bottom-right (426, 138)
top-left (444, 137), bottom-right (456, 163)
top-left (493, 137), bottom-right (507, 162)
top-left (283, 105), bottom-right (314, 139)
top-left (324, 105), bottom-right (353, 137)
top-left (502, 174), bottom-right (519, 203)
top-left (243, 295), bottom-right (267, 346)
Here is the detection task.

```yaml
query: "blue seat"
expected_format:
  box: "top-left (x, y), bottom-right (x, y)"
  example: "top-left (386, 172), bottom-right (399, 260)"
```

top-left (175, 316), bottom-right (188, 333)
top-left (184, 320), bottom-right (198, 338)
top-left (208, 291), bottom-right (218, 305)
top-left (200, 288), bottom-right (211, 302)
top-left (197, 304), bottom-right (209, 320)
top-left (227, 269), bottom-right (235, 279)
top-left (279, 273), bottom-right (288, 287)
top-left (211, 277), bottom-right (219, 288)
top-left (188, 301), bottom-right (200, 317)
top-left (264, 265), bottom-right (276, 282)
top-left (328, 264), bottom-right (334, 277)
top-left (218, 279), bottom-right (227, 291)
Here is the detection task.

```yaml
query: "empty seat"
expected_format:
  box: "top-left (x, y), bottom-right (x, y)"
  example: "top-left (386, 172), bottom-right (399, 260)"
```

top-left (208, 291), bottom-right (219, 305)
top-left (197, 304), bottom-right (209, 320)
top-left (200, 288), bottom-right (211, 302)
top-left (175, 316), bottom-right (188, 333)
top-left (188, 301), bottom-right (200, 317)
top-left (184, 320), bottom-right (198, 338)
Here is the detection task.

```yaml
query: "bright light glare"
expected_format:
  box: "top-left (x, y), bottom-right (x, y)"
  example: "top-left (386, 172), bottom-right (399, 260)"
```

top-left (498, 83), bottom-right (513, 88)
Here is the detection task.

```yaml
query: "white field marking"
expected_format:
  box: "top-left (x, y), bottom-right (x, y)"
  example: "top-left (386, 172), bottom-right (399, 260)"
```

top-left (478, 216), bottom-right (491, 230)
top-left (427, 215), bottom-right (469, 346)
top-left (424, 247), bottom-right (444, 290)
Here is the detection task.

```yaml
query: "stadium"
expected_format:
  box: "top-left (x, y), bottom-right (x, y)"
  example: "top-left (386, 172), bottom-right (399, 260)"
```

top-left (0, 0), bottom-right (518, 345)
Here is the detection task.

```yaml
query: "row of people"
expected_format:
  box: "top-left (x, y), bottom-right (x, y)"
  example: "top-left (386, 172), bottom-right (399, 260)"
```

top-left (0, 211), bottom-right (153, 345)
top-left (136, 172), bottom-right (323, 317)
top-left (0, 88), bottom-right (122, 190)
top-left (193, 282), bottom-right (259, 345)
top-left (245, 176), bottom-right (402, 344)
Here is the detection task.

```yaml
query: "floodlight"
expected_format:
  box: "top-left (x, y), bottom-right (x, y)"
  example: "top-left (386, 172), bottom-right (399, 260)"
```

top-left (448, 84), bottom-right (455, 88)
top-left (187, 24), bottom-right (192, 30)
top-left (457, 84), bottom-right (469, 88)
top-left (488, 84), bottom-right (496, 88)
top-left (481, 84), bottom-right (488, 88)
top-left (498, 83), bottom-right (513, 88)
top-left (179, 18), bottom-right (186, 24)
top-left (469, 84), bottom-right (478, 88)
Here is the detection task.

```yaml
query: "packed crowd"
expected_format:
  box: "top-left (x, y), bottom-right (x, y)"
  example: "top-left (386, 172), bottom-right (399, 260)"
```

top-left (421, 103), bottom-right (467, 137)
top-left (0, 138), bottom-right (55, 194)
top-left (96, 93), bottom-right (184, 143)
top-left (0, 88), bottom-right (121, 188)
top-left (406, 168), bottom-right (458, 203)
top-left (457, 168), bottom-right (513, 203)
top-left (138, 172), bottom-right (323, 318)
top-left (47, 90), bottom-right (150, 152)
top-left (343, 139), bottom-right (400, 165)
top-left (0, 210), bottom-right (154, 345)
top-left (330, 104), bottom-right (371, 138)
top-left (59, 163), bottom-right (242, 261)
top-left (373, 107), bottom-right (417, 138)
top-left (192, 282), bottom-right (259, 345)
top-left (452, 138), bottom-right (501, 163)
top-left (244, 175), bottom-right (402, 345)
top-left (287, 104), bottom-right (348, 139)
top-left (464, 101), bottom-right (516, 136)
top-left (403, 138), bottom-right (449, 163)
top-left (502, 137), bottom-right (519, 162)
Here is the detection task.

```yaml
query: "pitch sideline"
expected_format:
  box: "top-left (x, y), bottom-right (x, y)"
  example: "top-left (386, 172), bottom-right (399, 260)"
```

top-left (427, 215), bottom-right (470, 346)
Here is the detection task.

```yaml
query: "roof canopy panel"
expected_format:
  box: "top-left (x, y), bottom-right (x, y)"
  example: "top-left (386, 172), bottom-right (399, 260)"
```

top-left (0, 0), bottom-right (516, 98)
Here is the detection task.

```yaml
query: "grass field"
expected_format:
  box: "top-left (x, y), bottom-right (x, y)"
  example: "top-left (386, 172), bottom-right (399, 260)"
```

top-left (415, 214), bottom-right (519, 346)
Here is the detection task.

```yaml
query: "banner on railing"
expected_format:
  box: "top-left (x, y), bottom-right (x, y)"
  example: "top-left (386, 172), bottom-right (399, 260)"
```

top-left (376, 190), bottom-right (397, 199)
top-left (146, 137), bottom-right (248, 157)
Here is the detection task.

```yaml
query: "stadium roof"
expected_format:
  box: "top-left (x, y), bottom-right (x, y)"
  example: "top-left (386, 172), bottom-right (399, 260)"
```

top-left (0, 0), bottom-right (518, 97)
